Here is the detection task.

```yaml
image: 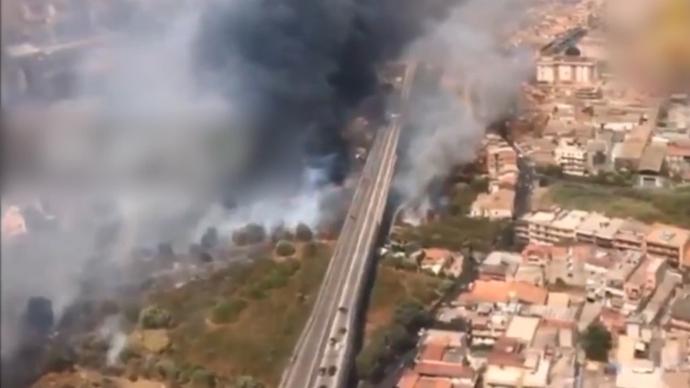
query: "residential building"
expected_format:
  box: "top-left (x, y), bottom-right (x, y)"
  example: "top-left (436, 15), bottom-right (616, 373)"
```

top-left (584, 249), bottom-right (616, 300)
top-left (486, 144), bottom-right (518, 179)
top-left (623, 257), bottom-right (665, 316)
top-left (505, 316), bottom-right (541, 346)
top-left (575, 213), bottom-right (624, 248)
top-left (604, 250), bottom-right (645, 305)
top-left (484, 340), bottom-right (551, 388)
top-left (457, 280), bottom-right (548, 306)
top-left (521, 244), bottom-right (566, 267)
top-left (668, 294), bottom-right (690, 334)
top-left (516, 209), bottom-right (588, 245)
top-left (536, 54), bottom-right (597, 86)
top-left (645, 223), bottom-right (690, 268)
top-left (637, 142), bottom-right (668, 188)
top-left (554, 137), bottom-right (588, 176)
top-left (470, 188), bottom-right (515, 220)
top-left (421, 248), bottom-right (464, 278)
top-left (614, 124), bottom-right (653, 171)
top-left (665, 140), bottom-right (690, 177)
top-left (614, 219), bottom-right (651, 252)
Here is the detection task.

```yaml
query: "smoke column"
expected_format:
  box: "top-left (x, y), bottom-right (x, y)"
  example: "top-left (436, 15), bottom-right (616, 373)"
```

top-left (1, 0), bottom-right (461, 362)
top-left (396, 0), bottom-right (534, 199)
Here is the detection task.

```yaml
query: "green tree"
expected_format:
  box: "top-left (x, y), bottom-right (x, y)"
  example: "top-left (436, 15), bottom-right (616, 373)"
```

top-left (275, 240), bottom-right (296, 257)
top-left (393, 301), bottom-right (429, 332)
top-left (244, 223), bottom-right (266, 244)
top-left (190, 368), bottom-right (215, 388)
top-left (211, 299), bottom-right (247, 324)
top-left (582, 323), bottom-right (612, 362)
top-left (295, 223), bottom-right (314, 242)
top-left (139, 305), bottom-right (172, 329)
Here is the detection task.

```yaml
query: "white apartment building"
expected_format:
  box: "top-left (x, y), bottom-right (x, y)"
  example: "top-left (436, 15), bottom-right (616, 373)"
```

top-left (536, 55), bottom-right (597, 86)
top-left (554, 138), bottom-right (588, 176)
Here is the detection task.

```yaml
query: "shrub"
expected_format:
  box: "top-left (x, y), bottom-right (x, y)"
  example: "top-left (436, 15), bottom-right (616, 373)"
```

top-left (191, 368), bottom-right (215, 388)
top-left (582, 323), bottom-right (612, 362)
top-left (139, 305), bottom-right (172, 329)
top-left (211, 299), bottom-right (247, 324)
top-left (275, 240), bottom-right (296, 257)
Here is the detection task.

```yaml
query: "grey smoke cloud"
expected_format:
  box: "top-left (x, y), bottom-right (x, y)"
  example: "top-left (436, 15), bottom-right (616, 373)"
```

top-left (2, 0), bottom-right (461, 366)
top-left (396, 0), bottom-right (534, 199)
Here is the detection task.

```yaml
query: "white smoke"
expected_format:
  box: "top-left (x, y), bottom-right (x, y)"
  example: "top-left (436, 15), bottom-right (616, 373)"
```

top-left (396, 0), bottom-right (534, 200)
top-left (99, 315), bottom-right (127, 366)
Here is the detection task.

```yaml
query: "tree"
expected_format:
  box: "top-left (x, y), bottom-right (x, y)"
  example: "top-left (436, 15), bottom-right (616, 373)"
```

top-left (393, 301), bottom-right (429, 332)
top-left (139, 305), bottom-right (172, 329)
top-left (211, 299), bottom-right (247, 324)
top-left (244, 223), bottom-right (266, 244)
top-left (275, 240), bottom-right (296, 257)
top-left (295, 223), bottom-right (314, 242)
top-left (190, 368), bottom-right (215, 388)
top-left (582, 323), bottom-right (612, 362)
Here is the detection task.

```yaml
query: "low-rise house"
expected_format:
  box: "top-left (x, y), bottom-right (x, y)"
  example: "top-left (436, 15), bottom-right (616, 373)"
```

top-left (645, 223), bottom-right (690, 268)
top-left (470, 188), bottom-right (515, 220)
top-left (458, 280), bottom-right (548, 307)
top-left (521, 244), bottom-right (565, 267)
top-left (575, 213), bottom-right (624, 248)
top-left (554, 137), bottom-right (589, 176)
top-left (479, 252), bottom-right (522, 281)
top-left (665, 140), bottom-right (690, 177)
top-left (504, 316), bottom-right (541, 346)
top-left (604, 251), bottom-right (645, 304)
top-left (637, 142), bottom-right (668, 188)
top-left (614, 219), bottom-right (650, 252)
top-left (484, 339), bottom-right (551, 388)
top-left (623, 257), bottom-right (665, 316)
top-left (421, 248), bottom-right (465, 278)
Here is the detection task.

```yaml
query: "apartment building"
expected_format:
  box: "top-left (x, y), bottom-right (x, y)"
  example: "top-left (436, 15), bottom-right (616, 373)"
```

top-left (645, 223), bottom-right (690, 268)
top-left (536, 54), bottom-right (597, 86)
top-left (575, 213), bottom-right (624, 248)
top-left (470, 188), bottom-right (515, 220)
top-left (613, 219), bottom-right (651, 251)
top-left (554, 138), bottom-right (588, 176)
top-left (623, 257), bottom-right (665, 316)
top-left (517, 209), bottom-right (588, 245)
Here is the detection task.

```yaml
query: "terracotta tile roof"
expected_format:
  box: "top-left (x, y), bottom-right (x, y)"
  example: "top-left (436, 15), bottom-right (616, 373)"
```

top-left (419, 343), bottom-right (446, 362)
top-left (646, 223), bottom-right (690, 248)
top-left (458, 280), bottom-right (548, 305)
top-left (415, 360), bottom-right (475, 379)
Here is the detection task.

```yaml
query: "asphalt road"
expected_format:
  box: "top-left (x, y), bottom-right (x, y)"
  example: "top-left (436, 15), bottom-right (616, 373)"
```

top-left (279, 63), bottom-right (416, 388)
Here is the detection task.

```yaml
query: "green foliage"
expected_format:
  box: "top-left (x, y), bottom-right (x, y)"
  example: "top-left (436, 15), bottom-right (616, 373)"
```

top-left (233, 224), bottom-right (266, 246)
top-left (393, 301), bottom-right (430, 332)
top-left (139, 305), bottom-right (172, 329)
top-left (548, 183), bottom-right (690, 228)
top-left (275, 240), bottom-right (296, 257)
top-left (211, 298), bottom-right (248, 324)
top-left (232, 375), bottom-right (265, 388)
top-left (582, 323), bottom-right (612, 362)
top-left (399, 216), bottom-right (510, 253)
top-left (295, 223), bottom-right (314, 242)
top-left (190, 368), bottom-right (216, 388)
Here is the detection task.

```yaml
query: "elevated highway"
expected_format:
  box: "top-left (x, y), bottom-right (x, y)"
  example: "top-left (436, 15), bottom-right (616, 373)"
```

top-left (279, 62), bottom-right (416, 388)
